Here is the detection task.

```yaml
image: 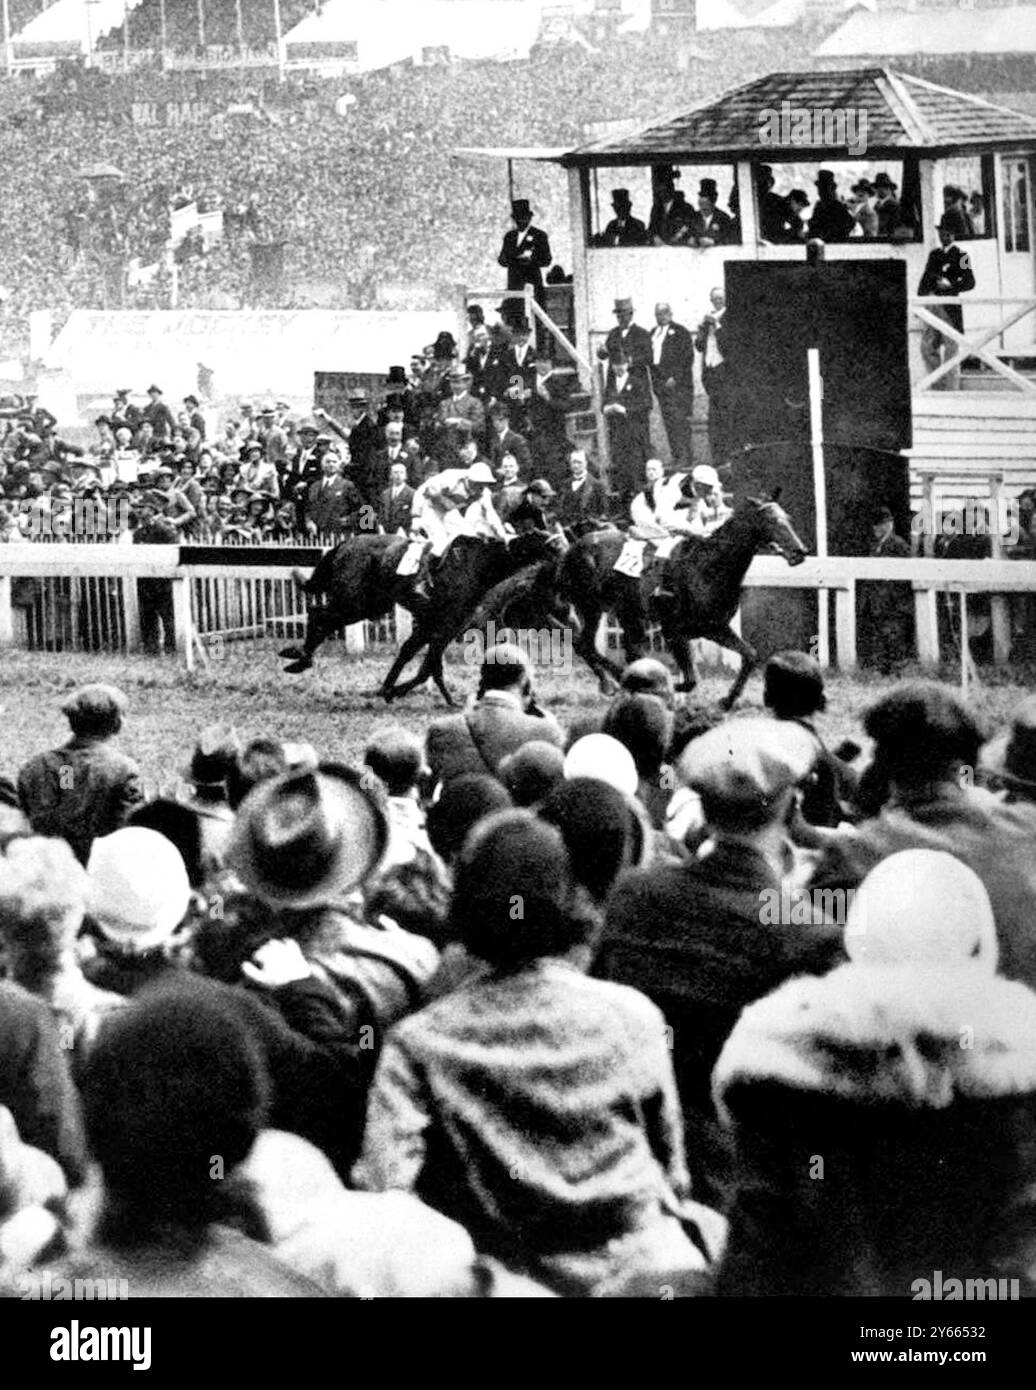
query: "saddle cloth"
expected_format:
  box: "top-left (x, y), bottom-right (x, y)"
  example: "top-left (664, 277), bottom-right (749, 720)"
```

top-left (613, 535), bottom-right (680, 578)
top-left (396, 540), bottom-right (427, 577)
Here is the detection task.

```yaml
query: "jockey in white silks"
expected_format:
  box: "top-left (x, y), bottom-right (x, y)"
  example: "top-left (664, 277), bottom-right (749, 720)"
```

top-left (629, 459), bottom-right (698, 541)
top-left (683, 463), bottom-right (732, 538)
top-left (410, 461), bottom-right (505, 556)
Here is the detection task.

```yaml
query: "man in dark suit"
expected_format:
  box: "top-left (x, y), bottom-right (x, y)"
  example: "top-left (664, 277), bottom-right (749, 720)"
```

top-left (647, 166), bottom-right (695, 246)
top-left (487, 401), bottom-right (533, 476)
top-left (526, 350), bottom-right (574, 488)
top-left (598, 298), bottom-right (653, 386)
top-left (379, 461), bottom-right (414, 534)
top-left (370, 420), bottom-right (409, 499)
top-left (556, 448), bottom-right (608, 529)
top-left (649, 302), bottom-right (696, 468)
top-left (342, 392), bottom-right (381, 503)
top-left (595, 188), bottom-right (648, 248)
top-left (602, 350), bottom-right (652, 510)
top-left (140, 385), bottom-right (176, 444)
top-left (425, 642), bottom-right (564, 788)
top-left (918, 214), bottom-right (976, 390)
top-left (303, 450), bottom-right (364, 537)
top-left (757, 165), bottom-right (794, 243)
top-left (433, 367), bottom-right (486, 465)
top-left (690, 179), bottom-right (738, 248)
top-left (465, 325), bottom-right (508, 415)
top-left (497, 198), bottom-right (551, 332)
top-left (808, 170), bottom-right (856, 243)
top-left (695, 287), bottom-right (731, 468)
top-left (858, 506), bottom-right (913, 672)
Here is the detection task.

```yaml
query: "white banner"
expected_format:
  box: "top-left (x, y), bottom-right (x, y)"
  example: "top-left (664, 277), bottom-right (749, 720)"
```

top-left (169, 201), bottom-right (199, 247)
top-left (198, 210), bottom-right (224, 250)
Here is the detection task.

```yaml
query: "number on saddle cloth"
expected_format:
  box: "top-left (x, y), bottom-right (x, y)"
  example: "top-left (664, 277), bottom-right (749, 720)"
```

top-left (613, 537), bottom-right (647, 578)
top-left (396, 540), bottom-right (426, 577)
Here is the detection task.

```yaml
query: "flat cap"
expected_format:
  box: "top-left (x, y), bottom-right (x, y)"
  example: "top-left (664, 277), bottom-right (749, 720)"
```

top-left (61, 682), bottom-right (128, 720)
top-left (677, 716), bottom-right (817, 809)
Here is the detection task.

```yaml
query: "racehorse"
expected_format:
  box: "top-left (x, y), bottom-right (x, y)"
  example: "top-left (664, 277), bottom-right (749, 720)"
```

top-left (279, 530), bottom-right (555, 704)
top-left (556, 495), bottom-right (808, 708)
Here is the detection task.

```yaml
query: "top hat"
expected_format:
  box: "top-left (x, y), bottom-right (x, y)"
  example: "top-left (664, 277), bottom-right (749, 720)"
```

top-left (228, 762), bottom-right (388, 909)
top-left (613, 297), bottom-right (634, 314)
top-left (698, 178), bottom-right (718, 200)
top-left (611, 188), bottom-right (632, 205)
top-left (511, 198), bottom-right (532, 220)
top-left (815, 169), bottom-right (837, 186)
top-left (386, 365), bottom-right (407, 386)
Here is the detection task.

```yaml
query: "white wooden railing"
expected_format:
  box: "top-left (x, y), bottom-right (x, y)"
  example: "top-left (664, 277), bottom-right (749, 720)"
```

top-left (910, 296), bottom-right (1036, 393)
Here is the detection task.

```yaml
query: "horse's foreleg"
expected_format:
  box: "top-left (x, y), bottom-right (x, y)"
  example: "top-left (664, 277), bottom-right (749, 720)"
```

top-left (281, 604), bottom-right (341, 672)
top-left (429, 648), bottom-right (455, 707)
top-left (573, 602), bottom-right (622, 692)
top-left (667, 634), bottom-right (698, 694)
top-left (708, 625), bottom-right (758, 710)
top-left (380, 628), bottom-right (429, 701)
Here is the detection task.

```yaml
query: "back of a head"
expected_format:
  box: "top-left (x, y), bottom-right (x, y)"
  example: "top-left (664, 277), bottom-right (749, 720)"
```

top-left (477, 641), bottom-right (532, 697)
top-left (364, 725), bottom-right (424, 798)
top-left (0, 836), bottom-right (86, 986)
top-left (620, 658), bottom-right (675, 708)
top-left (864, 682), bottom-right (984, 786)
top-left (763, 649), bottom-right (826, 719)
top-left (603, 693), bottom-right (673, 779)
top-left (227, 737), bottom-right (290, 811)
top-left (426, 774), bottom-right (512, 865)
top-left (540, 776), bottom-right (644, 904)
top-left (678, 717), bottom-right (818, 834)
top-left (84, 978), bottom-right (270, 1240)
top-left (498, 740), bottom-right (565, 807)
top-left (450, 809), bottom-right (583, 966)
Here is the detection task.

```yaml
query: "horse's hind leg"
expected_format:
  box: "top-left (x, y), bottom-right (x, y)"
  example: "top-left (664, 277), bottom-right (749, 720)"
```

top-left (281, 604), bottom-right (340, 672)
top-left (667, 633), bottom-right (698, 694)
top-left (380, 627), bottom-right (430, 701)
top-left (573, 601), bottom-right (622, 691)
top-left (707, 625), bottom-right (758, 710)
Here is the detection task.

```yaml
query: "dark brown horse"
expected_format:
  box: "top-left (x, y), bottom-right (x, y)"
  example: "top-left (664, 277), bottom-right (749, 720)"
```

top-left (279, 530), bottom-right (555, 704)
top-left (557, 496), bottom-right (808, 708)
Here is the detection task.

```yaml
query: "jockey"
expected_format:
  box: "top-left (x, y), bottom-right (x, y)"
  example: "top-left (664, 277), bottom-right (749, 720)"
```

top-left (684, 464), bottom-right (732, 537)
top-left (629, 459), bottom-right (696, 539)
top-left (408, 459), bottom-right (505, 599)
top-left (507, 477), bottom-right (559, 535)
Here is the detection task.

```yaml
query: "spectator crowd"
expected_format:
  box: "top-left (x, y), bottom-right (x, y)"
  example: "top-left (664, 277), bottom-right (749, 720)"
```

top-left (1, 647), bottom-right (1036, 1297)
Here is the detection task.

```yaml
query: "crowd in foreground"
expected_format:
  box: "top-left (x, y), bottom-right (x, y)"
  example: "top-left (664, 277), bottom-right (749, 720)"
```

top-left (1, 645), bottom-right (1036, 1297)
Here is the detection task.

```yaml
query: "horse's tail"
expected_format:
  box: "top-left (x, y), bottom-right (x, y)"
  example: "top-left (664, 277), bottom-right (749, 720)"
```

top-left (295, 543), bottom-right (342, 598)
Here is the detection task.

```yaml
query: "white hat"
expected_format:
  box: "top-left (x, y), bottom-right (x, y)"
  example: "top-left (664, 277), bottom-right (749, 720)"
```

top-left (86, 827), bottom-right (191, 951)
top-left (466, 462), bottom-right (496, 486)
top-left (691, 464), bottom-right (720, 488)
top-left (563, 734), bottom-right (638, 798)
top-left (844, 850), bottom-right (998, 972)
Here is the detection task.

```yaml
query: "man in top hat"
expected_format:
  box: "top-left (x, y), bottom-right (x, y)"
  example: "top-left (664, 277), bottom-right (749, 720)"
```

top-left (690, 179), bottom-right (737, 248)
top-left (756, 166), bottom-right (794, 244)
top-left (807, 170), bottom-right (855, 243)
top-left (598, 716), bottom-right (841, 1202)
top-left (650, 302), bottom-right (696, 468)
top-left (942, 185), bottom-right (975, 241)
top-left (140, 385), bottom-right (175, 445)
top-left (602, 348), bottom-right (653, 510)
top-left (873, 172), bottom-right (900, 237)
top-left (596, 189), bottom-right (648, 249)
top-left (497, 198), bottom-right (552, 330)
top-left (465, 326), bottom-right (507, 416)
top-left (695, 286), bottom-right (730, 468)
top-left (648, 165), bottom-right (695, 246)
top-left (377, 366), bottom-right (417, 430)
top-left (17, 684), bottom-right (143, 864)
top-left (917, 213), bottom-right (976, 390)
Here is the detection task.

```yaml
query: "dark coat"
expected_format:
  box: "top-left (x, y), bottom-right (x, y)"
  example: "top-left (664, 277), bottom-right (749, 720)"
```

top-left (918, 243), bottom-right (976, 334)
top-left (596, 215), bottom-right (649, 248)
top-left (304, 476), bottom-right (363, 534)
top-left (18, 735), bottom-right (144, 864)
top-left (649, 322), bottom-right (696, 397)
top-left (690, 208), bottom-right (738, 246)
top-left (379, 482), bottom-right (415, 534)
top-left (600, 324), bottom-right (653, 379)
top-left (810, 786), bottom-right (1036, 993)
top-left (425, 692), bottom-right (565, 787)
top-left (497, 224), bottom-right (552, 291)
top-left (0, 979), bottom-right (86, 1184)
top-left (489, 427), bottom-right (533, 476)
top-left (597, 840), bottom-right (843, 1202)
top-left (807, 196), bottom-right (856, 243)
top-left (556, 475), bottom-right (609, 527)
top-left (465, 347), bottom-right (509, 407)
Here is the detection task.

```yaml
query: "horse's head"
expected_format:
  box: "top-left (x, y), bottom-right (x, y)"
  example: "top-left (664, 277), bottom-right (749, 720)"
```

top-left (747, 490), bottom-right (808, 566)
top-left (508, 528), bottom-right (559, 567)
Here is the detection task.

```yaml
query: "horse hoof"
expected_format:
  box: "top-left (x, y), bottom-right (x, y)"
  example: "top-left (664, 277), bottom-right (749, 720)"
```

top-left (283, 659), bottom-right (313, 675)
top-left (279, 645), bottom-right (304, 660)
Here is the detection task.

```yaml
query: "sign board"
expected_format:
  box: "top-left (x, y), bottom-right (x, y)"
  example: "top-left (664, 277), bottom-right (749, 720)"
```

top-left (314, 372), bottom-right (389, 418)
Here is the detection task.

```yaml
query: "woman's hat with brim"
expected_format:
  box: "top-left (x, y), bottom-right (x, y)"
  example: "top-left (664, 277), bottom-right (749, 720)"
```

top-left (228, 762), bottom-right (388, 908)
top-left (980, 695), bottom-right (1036, 793)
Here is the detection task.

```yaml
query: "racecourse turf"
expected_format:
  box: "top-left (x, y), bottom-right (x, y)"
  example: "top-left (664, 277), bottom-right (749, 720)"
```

top-left (0, 644), bottom-right (1031, 795)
